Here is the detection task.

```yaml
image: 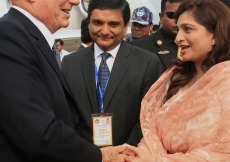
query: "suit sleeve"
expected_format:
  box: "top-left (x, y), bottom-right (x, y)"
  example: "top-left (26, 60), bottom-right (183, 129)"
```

top-left (140, 53), bottom-right (162, 99)
top-left (130, 40), bottom-right (137, 46)
top-left (126, 52), bottom-right (162, 146)
top-left (130, 38), bottom-right (145, 49)
top-left (0, 18), bottom-right (101, 161)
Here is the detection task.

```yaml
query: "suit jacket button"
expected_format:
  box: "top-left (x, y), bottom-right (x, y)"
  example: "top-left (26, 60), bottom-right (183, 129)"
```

top-left (75, 124), bottom-right (80, 129)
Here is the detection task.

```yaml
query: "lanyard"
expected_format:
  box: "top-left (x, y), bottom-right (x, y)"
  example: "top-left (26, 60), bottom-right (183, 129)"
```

top-left (94, 64), bottom-right (110, 113)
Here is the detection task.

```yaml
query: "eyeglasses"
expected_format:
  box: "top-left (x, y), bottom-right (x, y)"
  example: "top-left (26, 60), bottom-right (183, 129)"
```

top-left (163, 12), bottom-right (175, 19)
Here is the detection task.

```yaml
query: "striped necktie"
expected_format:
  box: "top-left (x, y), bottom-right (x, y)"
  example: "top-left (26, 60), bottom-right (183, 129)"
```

top-left (97, 52), bottom-right (110, 110)
top-left (52, 43), bottom-right (62, 69)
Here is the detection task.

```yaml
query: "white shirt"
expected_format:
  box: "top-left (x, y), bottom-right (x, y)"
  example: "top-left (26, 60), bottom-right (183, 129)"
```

top-left (81, 43), bottom-right (89, 48)
top-left (12, 6), bottom-right (54, 49)
top-left (60, 49), bottom-right (70, 61)
top-left (94, 43), bottom-right (120, 72)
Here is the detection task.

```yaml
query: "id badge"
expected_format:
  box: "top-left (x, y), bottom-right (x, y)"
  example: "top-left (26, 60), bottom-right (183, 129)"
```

top-left (92, 113), bottom-right (113, 146)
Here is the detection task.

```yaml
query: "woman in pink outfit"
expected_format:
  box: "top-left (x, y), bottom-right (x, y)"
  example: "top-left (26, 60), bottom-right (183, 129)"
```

top-left (124, 0), bottom-right (230, 161)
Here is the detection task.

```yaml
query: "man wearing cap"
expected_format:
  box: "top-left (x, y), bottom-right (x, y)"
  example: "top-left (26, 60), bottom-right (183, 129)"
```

top-left (130, 0), bottom-right (184, 72)
top-left (125, 6), bottom-right (153, 44)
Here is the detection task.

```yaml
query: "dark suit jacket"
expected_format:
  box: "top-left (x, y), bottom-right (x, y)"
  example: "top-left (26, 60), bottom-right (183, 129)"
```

top-left (0, 8), bottom-right (101, 162)
top-left (78, 44), bottom-right (86, 51)
top-left (62, 41), bottom-right (162, 146)
top-left (130, 28), bottom-right (178, 72)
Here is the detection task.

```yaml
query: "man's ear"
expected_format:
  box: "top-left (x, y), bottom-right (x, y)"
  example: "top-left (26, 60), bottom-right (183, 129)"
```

top-left (159, 12), bottom-right (163, 25)
top-left (150, 23), bottom-right (153, 29)
top-left (124, 20), bottom-right (130, 33)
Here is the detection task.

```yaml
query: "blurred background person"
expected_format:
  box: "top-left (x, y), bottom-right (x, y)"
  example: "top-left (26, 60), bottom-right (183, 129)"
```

top-left (150, 24), bottom-right (160, 34)
top-left (125, 6), bottom-right (154, 44)
top-left (78, 18), bottom-right (93, 50)
top-left (55, 39), bottom-right (70, 61)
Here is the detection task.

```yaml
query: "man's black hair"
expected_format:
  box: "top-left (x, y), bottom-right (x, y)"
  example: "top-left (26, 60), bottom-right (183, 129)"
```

top-left (161, 0), bottom-right (184, 12)
top-left (81, 18), bottom-right (93, 44)
top-left (55, 39), bottom-right (64, 45)
top-left (87, 0), bottom-right (130, 26)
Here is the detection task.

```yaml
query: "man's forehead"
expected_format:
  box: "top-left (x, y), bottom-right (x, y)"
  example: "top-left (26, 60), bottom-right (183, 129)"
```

top-left (91, 8), bottom-right (123, 16)
top-left (92, 18), bottom-right (120, 23)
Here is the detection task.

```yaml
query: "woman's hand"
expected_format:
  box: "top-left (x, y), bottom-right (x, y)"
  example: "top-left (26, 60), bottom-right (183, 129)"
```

top-left (120, 145), bottom-right (136, 161)
top-left (124, 145), bottom-right (156, 162)
top-left (101, 144), bottom-right (127, 162)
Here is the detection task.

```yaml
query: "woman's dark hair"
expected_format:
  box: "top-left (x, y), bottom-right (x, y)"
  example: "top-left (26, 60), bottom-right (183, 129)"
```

top-left (164, 0), bottom-right (230, 102)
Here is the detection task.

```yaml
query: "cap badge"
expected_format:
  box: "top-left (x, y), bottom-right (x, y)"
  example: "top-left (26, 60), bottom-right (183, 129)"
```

top-left (137, 10), bottom-right (145, 17)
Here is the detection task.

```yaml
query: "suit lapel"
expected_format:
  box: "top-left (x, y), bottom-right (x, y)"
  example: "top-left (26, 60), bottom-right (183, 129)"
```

top-left (36, 40), bottom-right (74, 97)
top-left (9, 8), bottom-right (74, 99)
top-left (80, 46), bottom-right (99, 113)
top-left (104, 41), bottom-right (130, 110)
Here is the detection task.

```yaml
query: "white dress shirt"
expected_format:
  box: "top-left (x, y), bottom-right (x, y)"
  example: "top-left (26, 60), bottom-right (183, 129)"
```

top-left (12, 6), bottom-right (54, 49)
top-left (94, 43), bottom-right (120, 72)
top-left (60, 49), bottom-right (70, 61)
top-left (81, 43), bottom-right (89, 48)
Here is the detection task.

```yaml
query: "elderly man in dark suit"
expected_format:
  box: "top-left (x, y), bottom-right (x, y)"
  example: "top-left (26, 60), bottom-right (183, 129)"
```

top-left (62, 0), bottom-right (162, 147)
top-left (0, 0), bottom-right (126, 161)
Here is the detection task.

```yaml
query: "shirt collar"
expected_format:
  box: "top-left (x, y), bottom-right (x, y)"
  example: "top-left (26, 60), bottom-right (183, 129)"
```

top-left (94, 43), bottom-right (120, 59)
top-left (12, 6), bottom-right (54, 49)
top-left (82, 43), bottom-right (89, 48)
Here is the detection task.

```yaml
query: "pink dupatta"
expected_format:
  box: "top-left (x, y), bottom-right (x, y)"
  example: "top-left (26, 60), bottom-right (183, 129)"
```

top-left (139, 61), bottom-right (230, 161)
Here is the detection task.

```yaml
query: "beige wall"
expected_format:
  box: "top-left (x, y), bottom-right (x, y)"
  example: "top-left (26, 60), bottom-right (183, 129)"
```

top-left (62, 6), bottom-right (85, 30)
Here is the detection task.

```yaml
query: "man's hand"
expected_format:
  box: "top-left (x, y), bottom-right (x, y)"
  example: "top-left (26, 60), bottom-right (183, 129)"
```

top-left (120, 144), bottom-right (136, 161)
top-left (101, 144), bottom-right (127, 162)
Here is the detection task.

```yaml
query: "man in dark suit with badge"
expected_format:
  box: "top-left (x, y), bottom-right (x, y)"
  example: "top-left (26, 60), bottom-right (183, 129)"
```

top-left (130, 0), bottom-right (184, 72)
top-left (62, 0), bottom-right (162, 147)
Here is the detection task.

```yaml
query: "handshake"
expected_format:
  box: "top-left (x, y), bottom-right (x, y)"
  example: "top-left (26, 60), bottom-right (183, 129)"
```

top-left (100, 144), bottom-right (151, 162)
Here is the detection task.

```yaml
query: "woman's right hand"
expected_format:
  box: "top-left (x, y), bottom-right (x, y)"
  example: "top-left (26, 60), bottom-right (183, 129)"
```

top-left (124, 145), bottom-right (156, 162)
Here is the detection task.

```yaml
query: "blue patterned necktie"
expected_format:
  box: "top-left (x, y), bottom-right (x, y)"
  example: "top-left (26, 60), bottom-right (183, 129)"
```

top-left (52, 43), bottom-right (61, 69)
top-left (97, 52), bottom-right (110, 110)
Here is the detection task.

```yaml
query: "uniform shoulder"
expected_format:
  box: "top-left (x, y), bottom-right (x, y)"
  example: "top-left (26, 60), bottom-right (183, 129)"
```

top-left (64, 47), bottom-right (90, 59)
top-left (130, 34), bottom-right (155, 45)
top-left (127, 42), bottom-right (158, 59)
